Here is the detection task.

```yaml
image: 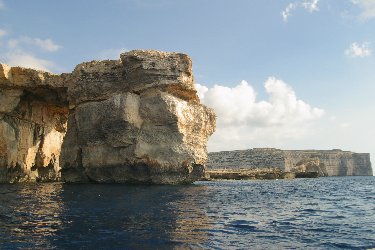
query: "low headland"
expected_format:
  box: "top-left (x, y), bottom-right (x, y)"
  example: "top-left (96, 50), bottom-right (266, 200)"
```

top-left (204, 148), bottom-right (373, 180)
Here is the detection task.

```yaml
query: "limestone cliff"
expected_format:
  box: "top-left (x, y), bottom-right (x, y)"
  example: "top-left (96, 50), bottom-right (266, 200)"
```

top-left (0, 50), bottom-right (216, 184)
top-left (0, 65), bottom-right (68, 182)
top-left (207, 148), bottom-right (373, 176)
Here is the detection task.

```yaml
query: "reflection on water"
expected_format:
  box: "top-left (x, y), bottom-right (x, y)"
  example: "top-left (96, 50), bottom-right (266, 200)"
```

top-left (0, 183), bottom-right (212, 249)
top-left (57, 184), bottom-right (212, 249)
top-left (167, 186), bottom-right (211, 245)
top-left (0, 183), bottom-right (64, 249)
top-left (1, 177), bottom-right (375, 249)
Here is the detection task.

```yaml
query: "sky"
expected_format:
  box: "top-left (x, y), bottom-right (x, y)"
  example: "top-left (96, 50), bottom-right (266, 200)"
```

top-left (1, 0), bottom-right (375, 173)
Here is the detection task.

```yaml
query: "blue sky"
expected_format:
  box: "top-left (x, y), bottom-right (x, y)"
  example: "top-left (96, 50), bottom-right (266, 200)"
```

top-left (1, 0), bottom-right (375, 172)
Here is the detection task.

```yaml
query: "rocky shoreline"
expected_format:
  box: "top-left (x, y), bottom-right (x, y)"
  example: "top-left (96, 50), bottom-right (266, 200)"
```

top-left (202, 168), bottom-right (319, 181)
top-left (207, 148), bottom-right (373, 177)
top-left (1, 50), bottom-right (372, 184)
top-left (0, 50), bottom-right (216, 184)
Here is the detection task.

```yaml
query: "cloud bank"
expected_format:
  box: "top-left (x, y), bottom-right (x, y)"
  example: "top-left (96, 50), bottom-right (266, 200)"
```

top-left (351, 0), bottom-right (375, 20)
top-left (4, 51), bottom-right (56, 72)
top-left (8, 36), bottom-right (61, 52)
top-left (0, 0), bottom-right (5, 10)
top-left (197, 78), bottom-right (324, 151)
top-left (345, 42), bottom-right (372, 58)
top-left (0, 29), bottom-right (6, 38)
top-left (282, 0), bottom-right (319, 22)
top-left (0, 33), bottom-right (61, 72)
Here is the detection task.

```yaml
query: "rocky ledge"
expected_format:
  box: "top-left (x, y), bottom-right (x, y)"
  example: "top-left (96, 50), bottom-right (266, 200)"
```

top-left (0, 50), bottom-right (216, 184)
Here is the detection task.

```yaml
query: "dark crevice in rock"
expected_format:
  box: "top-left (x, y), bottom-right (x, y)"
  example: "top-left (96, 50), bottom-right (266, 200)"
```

top-left (2, 49), bottom-right (217, 184)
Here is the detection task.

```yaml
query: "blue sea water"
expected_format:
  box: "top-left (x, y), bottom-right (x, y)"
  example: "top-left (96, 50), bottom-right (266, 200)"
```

top-left (0, 177), bottom-right (374, 249)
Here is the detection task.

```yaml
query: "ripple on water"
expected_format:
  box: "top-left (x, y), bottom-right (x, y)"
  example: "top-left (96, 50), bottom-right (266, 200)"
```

top-left (0, 177), bottom-right (374, 249)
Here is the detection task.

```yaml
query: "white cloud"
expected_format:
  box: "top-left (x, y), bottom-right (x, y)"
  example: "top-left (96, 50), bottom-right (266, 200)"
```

top-left (97, 48), bottom-right (128, 60)
top-left (195, 83), bottom-right (208, 100)
top-left (4, 51), bottom-right (56, 72)
top-left (7, 39), bottom-right (17, 48)
top-left (197, 77), bottom-right (324, 151)
top-left (339, 122), bottom-right (351, 129)
top-left (345, 42), bottom-right (372, 58)
top-left (0, 0), bottom-right (5, 10)
top-left (351, 0), bottom-right (375, 20)
top-left (281, 0), bottom-right (320, 22)
top-left (0, 29), bottom-right (6, 38)
top-left (33, 38), bottom-right (61, 52)
top-left (302, 0), bottom-right (319, 12)
top-left (282, 3), bottom-right (298, 22)
top-left (1, 35), bottom-right (61, 72)
top-left (8, 37), bottom-right (61, 52)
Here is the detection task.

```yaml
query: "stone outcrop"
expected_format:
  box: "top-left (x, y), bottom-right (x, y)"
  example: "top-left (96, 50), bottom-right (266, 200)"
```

top-left (293, 157), bottom-right (328, 177)
top-left (204, 168), bottom-right (296, 180)
top-left (0, 50), bottom-right (216, 184)
top-left (0, 65), bottom-right (68, 182)
top-left (207, 148), bottom-right (373, 177)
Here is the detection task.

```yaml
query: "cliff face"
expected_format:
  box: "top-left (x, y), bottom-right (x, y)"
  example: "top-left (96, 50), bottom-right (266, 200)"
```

top-left (61, 51), bottom-right (216, 183)
top-left (207, 148), bottom-right (373, 176)
top-left (0, 50), bottom-right (216, 184)
top-left (283, 150), bottom-right (372, 176)
top-left (0, 65), bottom-right (68, 182)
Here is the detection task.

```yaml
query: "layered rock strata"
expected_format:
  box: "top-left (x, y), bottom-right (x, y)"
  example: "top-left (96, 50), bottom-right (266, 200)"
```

top-left (0, 65), bottom-right (68, 182)
top-left (0, 50), bottom-right (216, 184)
top-left (207, 148), bottom-right (373, 177)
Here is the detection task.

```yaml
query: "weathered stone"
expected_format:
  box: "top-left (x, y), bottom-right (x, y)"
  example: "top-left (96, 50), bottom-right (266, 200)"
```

top-left (121, 50), bottom-right (198, 102)
top-left (205, 168), bottom-right (291, 180)
top-left (0, 64), bottom-right (69, 183)
top-left (0, 89), bottom-right (23, 113)
top-left (66, 60), bottom-right (126, 107)
top-left (0, 49), bottom-right (216, 184)
top-left (66, 50), bottom-right (199, 108)
top-left (0, 64), bottom-right (68, 183)
top-left (294, 157), bottom-right (328, 176)
top-left (0, 63), bottom-right (61, 88)
top-left (207, 148), bottom-right (373, 176)
top-left (62, 86), bottom-right (215, 184)
top-left (121, 50), bottom-right (194, 88)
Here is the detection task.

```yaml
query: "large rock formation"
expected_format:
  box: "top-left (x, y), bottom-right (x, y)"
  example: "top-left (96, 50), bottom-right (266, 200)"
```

top-left (207, 148), bottom-right (373, 176)
top-left (0, 65), bottom-right (68, 182)
top-left (0, 50), bottom-right (216, 184)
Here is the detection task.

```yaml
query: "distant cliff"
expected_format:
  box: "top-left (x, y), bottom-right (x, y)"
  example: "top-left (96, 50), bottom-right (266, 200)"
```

top-left (0, 50), bottom-right (216, 184)
top-left (207, 148), bottom-right (373, 176)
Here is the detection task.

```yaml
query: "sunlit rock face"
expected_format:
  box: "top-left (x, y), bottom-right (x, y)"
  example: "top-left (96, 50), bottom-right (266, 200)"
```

top-left (0, 50), bottom-right (216, 184)
top-left (0, 64), bottom-right (68, 182)
top-left (61, 50), bottom-right (216, 183)
top-left (207, 148), bottom-right (373, 176)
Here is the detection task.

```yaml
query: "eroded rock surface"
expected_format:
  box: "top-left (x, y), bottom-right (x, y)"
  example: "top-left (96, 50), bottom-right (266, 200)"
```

top-left (207, 148), bottom-right (373, 176)
top-left (0, 50), bottom-right (216, 184)
top-left (0, 64), bottom-right (68, 182)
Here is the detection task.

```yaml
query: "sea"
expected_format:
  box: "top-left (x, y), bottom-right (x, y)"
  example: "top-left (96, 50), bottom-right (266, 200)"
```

top-left (0, 177), bottom-right (374, 249)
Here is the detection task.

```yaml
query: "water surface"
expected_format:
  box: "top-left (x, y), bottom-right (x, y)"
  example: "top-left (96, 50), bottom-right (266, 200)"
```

top-left (1, 177), bottom-right (374, 249)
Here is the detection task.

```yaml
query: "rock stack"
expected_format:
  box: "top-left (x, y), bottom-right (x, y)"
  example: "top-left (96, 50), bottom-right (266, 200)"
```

top-left (0, 50), bottom-right (216, 184)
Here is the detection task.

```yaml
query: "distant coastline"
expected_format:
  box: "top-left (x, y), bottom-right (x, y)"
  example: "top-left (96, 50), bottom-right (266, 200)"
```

top-left (205, 148), bottom-right (373, 180)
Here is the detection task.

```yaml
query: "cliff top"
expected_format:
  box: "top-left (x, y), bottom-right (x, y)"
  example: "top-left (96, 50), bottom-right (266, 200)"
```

top-left (209, 148), bottom-right (370, 155)
top-left (0, 63), bottom-right (60, 88)
top-left (0, 49), bottom-right (200, 104)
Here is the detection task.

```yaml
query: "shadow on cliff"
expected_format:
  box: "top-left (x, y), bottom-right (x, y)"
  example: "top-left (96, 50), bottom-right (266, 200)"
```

top-left (0, 87), bottom-right (68, 182)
